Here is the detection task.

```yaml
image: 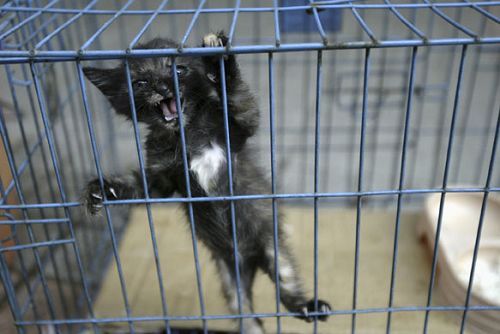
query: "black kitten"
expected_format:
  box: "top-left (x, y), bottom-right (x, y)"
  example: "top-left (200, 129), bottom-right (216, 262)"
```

top-left (83, 32), bottom-right (331, 333)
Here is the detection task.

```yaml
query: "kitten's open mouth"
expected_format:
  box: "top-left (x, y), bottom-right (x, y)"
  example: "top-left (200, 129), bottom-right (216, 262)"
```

top-left (159, 98), bottom-right (183, 123)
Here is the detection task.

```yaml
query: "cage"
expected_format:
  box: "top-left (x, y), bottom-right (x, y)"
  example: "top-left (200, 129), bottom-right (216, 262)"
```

top-left (0, 0), bottom-right (499, 333)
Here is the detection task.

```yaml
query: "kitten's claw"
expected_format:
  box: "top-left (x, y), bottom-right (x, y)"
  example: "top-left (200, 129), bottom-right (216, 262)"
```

top-left (109, 187), bottom-right (118, 199)
top-left (296, 299), bottom-right (331, 323)
top-left (203, 33), bottom-right (223, 48)
top-left (301, 306), bottom-right (309, 321)
top-left (84, 178), bottom-right (121, 216)
top-left (202, 32), bottom-right (229, 59)
top-left (91, 193), bottom-right (102, 200)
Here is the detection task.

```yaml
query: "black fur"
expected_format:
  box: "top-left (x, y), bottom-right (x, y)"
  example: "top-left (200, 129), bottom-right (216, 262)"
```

top-left (83, 32), bottom-right (330, 333)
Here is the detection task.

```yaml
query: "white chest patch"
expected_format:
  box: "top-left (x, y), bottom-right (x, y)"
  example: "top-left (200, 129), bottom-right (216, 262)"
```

top-left (190, 142), bottom-right (226, 193)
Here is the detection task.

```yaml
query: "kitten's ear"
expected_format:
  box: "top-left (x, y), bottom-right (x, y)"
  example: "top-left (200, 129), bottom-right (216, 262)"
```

top-left (83, 66), bottom-right (123, 97)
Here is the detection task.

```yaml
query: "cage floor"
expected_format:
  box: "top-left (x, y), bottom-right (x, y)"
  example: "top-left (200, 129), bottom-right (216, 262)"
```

top-left (93, 205), bottom-right (464, 334)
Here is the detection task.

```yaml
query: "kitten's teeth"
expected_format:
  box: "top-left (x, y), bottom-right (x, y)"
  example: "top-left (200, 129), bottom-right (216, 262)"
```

top-left (91, 193), bottom-right (102, 200)
top-left (321, 304), bottom-right (329, 313)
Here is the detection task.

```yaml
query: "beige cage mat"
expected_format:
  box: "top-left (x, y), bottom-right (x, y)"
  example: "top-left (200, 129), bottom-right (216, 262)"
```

top-left (91, 205), bottom-right (466, 333)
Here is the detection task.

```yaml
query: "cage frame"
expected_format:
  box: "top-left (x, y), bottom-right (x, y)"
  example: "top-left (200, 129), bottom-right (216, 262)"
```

top-left (0, 1), bottom-right (499, 334)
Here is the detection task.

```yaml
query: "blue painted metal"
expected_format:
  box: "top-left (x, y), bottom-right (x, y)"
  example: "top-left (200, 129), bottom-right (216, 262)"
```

top-left (352, 47), bottom-right (370, 334)
top-left (422, 44), bottom-right (468, 334)
top-left (385, 46), bottom-right (418, 333)
top-left (268, 51), bottom-right (282, 334)
top-left (0, 1), bottom-right (498, 333)
top-left (313, 50), bottom-right (323, 334)
top-left (124, 59), bottom-right (171, 334)
top-left (171, 58), bottom-right (208, 334)
top-left (219, 56), bottom-right (245, 333)
top-left (279, 0), bottom-right (340, 36)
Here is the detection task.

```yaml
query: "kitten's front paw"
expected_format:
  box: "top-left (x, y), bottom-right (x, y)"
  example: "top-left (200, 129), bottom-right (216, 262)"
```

top-left (202, 31), bottom-right (228, 48)
top-left (296, 299), bottom-right (331, 323)
top-left (84, 178), bottom-right (119, 215)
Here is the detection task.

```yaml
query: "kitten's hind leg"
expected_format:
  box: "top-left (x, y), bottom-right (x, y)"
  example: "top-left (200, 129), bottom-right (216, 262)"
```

top-left (216, 259), bottom-right (264, 334)
top-left (262, 244), bottom-right (331, 323)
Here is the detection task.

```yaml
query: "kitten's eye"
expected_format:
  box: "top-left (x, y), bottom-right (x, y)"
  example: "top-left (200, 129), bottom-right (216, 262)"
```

top-left (133, 80), bottom-right (148, 87)
top-left (176, 65), bottom-right (187, 76)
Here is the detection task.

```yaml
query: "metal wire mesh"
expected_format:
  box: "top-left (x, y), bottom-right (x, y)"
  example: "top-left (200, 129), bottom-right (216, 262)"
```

top-left (0, 0), bottom-right (499, 333)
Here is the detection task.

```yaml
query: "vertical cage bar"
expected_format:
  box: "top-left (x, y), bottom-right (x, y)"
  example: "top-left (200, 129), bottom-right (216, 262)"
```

top-left (2, 14), bottom-right (67, 319)
top-left (298, 39), bottom-right (314, 194)
top-left (219, 56), bottom-right (244, 333)
top-left (348, 18), bottom-right (366, 196)
top-left (459, 107), bottom-right (500, 333)
top-left (34, 0), bottom-right (101, 50)
top-left (422, 44), bottom-right (468, 334)
top-left (352, 47), bottom-right (371, 334)
top-left (272, 0), bottom-right (281, 46)
top-left (407, 13), bottom-right (435, 188)
top-left (475, 57), bottom-right (500, 182)
top-left (0, 180), bottom-right (41, 334)
top-left (80, 0), bottom-right (136, 50)
top-left (0, 93), bottom-right (60, 334)
top-left (313, 50), bottom-right (323, 334)
top-left (227, 0), bottom-right (240, 48)
top-left (58, 0), bottom-right (99, 270)
top-left (385, 46), bottom-right (418, 334)
top-left (76, 61), bottom-right (133, 334)
top-left (387, 16), bottom-right (417, 194)
top-left (179, 0), bottom-right (206, 49)
top-left (322, 50), bottom-right (338, 192)
top-left (268, 52), bottom-right (282, 334)
top-left (129, 0), bottom-right (169, 49)
top-left (113, 0), bottom-right (128, 48)
top-left (36, 19), bottom-right (88, 312)
top-left (171, 58), bottom-right (208, 334)
top-left (4, 61), bottom-right (73, 319)
top-left (30, 62), bottom-right (98, 332)
top-left (0, 250), bottom-right (26, 334)
top-left (0, 0), bottom-right (59, 42)
top-left (50, 20), bottom-right (96, 278)
top-left (453, 19), bottom-right (488, 182)
top-left (123, 60), bottom-right (171, 334)
top-left (367, 10), bottom-right (389, 191)
top-left (429, 9), bottom-right (463, 188)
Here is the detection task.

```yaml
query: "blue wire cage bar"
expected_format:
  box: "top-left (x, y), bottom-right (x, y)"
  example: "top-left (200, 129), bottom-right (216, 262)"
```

top-left (0, 0), bottom-right (499, 333)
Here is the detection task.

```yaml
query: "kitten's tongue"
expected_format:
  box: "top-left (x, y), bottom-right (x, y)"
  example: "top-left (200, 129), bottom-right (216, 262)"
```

top-left (161, 100), bottom-right (178, 121)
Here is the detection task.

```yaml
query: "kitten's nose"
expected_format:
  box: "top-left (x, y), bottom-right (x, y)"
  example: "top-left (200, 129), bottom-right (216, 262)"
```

top-left (157, 84), bottom-right (170, 98)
